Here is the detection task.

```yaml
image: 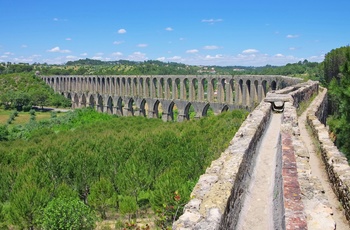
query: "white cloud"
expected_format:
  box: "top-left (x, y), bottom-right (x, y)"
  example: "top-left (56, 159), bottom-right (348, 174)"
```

top-left (204, 54), bottom-right (223, 60)
top-left (168, 56), bottom-right (182, 61)
top-left (165, 27), bottom-right (173, 31)
top-left (274, 54), bottom-right (284, 57)
top-left (53, 18), bottom-right (58, 21)
top-left (95, 52), bottom-right (104, 56)
top-left (66, 55), bottom-right (77, 59)
top-left (65, 38), bottom-right (72, 41)
top-left (80, 53), bottom-right (88, 56)
top-left (137, 44), bottom-right (148, 48)
top-left (118, 29), bottom-right (127, 34)
top-left (111, 52), bottom-right (123, 56)
top-left (113, 41), bottom-right (124, 45)
top-left (289, 47), bottom-right (296, 50)
top-left (4, 52), bottom-right (14, 55)
top-left (91, 56), bottom-right (103, 60)
top-left (286, 34), bottom-right (299, 38)
top-left (186, 49), bottom-right (199, 54)
top-left (47, 47), bottom-right (71, 53)
top-left (242, 49), bottom-right (259, 54)
top-left (201, 19), bottom-right (223, 24)
top-left (21, 45), bottom-right (28, 48)
top-left (127, 52), bottom-right (147, 61)
top-left (203, 45), bottom-right (219, 50)
top-left (157, 57), bottom-right (166, 61)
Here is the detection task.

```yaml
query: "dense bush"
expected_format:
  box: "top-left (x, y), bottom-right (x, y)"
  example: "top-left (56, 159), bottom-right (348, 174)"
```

top-left (0, 108), bottom-right (247, 228)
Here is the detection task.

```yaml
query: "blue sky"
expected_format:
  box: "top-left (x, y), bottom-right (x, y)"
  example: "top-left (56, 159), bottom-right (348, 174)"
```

top-left (0, 0), bottom-right (349, 66)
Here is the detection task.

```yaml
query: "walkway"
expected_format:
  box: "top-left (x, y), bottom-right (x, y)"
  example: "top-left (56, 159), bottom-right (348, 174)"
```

top-left (236, 113), bottom-right (281, 229)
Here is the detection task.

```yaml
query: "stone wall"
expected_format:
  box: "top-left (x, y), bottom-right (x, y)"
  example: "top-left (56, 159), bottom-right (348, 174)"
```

top-left (306, 87), bottom-right (350, 222)
top-left (173, 80), bottom-right (320, 229)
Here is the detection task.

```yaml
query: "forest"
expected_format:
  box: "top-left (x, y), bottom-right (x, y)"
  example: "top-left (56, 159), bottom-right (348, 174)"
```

top-left (1, 47), bottom-right (350, 229)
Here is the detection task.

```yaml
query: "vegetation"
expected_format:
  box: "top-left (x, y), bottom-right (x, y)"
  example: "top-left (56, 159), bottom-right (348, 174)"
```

top-left (1, 58), bottom-right (321, 77)
top-left (0, 73), bottom-right (71, 110)
top-left (326, 46), bottom-right (350, 159)
top-left (0, 108), bottom-right (248, 229)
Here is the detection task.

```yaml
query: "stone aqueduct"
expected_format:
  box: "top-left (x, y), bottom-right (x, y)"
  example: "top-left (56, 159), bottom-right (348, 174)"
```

top-left (41, 75), bottom-right (301, 121)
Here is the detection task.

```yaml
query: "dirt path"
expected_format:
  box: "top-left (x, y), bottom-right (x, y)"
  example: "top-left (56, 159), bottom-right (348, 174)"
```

top-left (298, 110), bottom-right (349, 229)
top-left (236, 113), bottom-right (282, 230)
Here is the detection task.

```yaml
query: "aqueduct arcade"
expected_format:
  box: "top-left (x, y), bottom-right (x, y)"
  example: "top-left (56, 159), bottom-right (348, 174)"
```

top-left (41, 75), bottom-right (301, 121)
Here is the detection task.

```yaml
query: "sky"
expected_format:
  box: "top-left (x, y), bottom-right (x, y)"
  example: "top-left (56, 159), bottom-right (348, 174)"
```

top-left (0, 0), bottom-right (349, 67)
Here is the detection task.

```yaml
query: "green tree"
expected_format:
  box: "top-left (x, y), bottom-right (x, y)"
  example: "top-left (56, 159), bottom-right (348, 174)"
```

top-left (89, 178), bottom-right (117, 219)
top-left (31, 90), bottom-right (49, 109)
top-left (41, 197), bottom-right (96, 230)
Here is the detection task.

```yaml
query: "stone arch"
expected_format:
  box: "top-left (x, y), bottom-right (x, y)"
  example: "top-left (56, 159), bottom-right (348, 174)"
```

top-left (115, 97), bottom-right (123, 116)
top-left (271, 80), bottom-right (277, 91)
top-left (73, 93), bottom-right (79, 109)
top-left (116, 77), bottom-right (121, 95)
top-left (246, 79), bottom-right (251, 106)
top-left (89, 95), bottom-right (95, 109)
top-left (201, 78), bottom-right (208, 101)
top-left (221, 105), bottom-right (229, 113)
top-left (81, 94), bottom-right (87, 107)
top-left (106, 96), bottom-right (114, 114)
top-left (126, 97), bottom-right (134, 116)
top-left (202, 103), bottom-right (212, 117)
top-left (238, 79), bottom-right (243, 105)
top-left (182, 78), bottom-right (189, 100)
top-left (253, 80), bottom-right (259, 103)
top-left (158, 78), bottom-right (165, 99)
top-left (166, 78), bottom-right (172, 99)
top-left (174, 78), bottom-right (180, 99)
top-left (139, 99), bottom-right (148, 117)
top-left (262, 80), bottom-right (267, 99)
top-left (152, 78), bottom-right (158, 98)
top-left (153, 100), bottom-right (162, 119)
top-left (138, 78), bottom-right (144, 97)
top-left (97, 95), bottom-right (104, 112)
top-left (145, 78), bottom-right (151, 98)
top-left (183, 102), bottom-right (192, 120)
top-left (209, 78), bottom-right (217, 102)
top-left (132, 78), bottom-right (137, 96)
top-left (121, 77), bottom-right (126, 95)
top-left (127, 77), bottom-right (132, 96)
top-left (191, 78), bottom-right (198, 101)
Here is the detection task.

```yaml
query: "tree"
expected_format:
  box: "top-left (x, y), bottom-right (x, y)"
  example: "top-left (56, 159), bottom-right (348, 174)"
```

top-left (41, 197), bottom-right (96, 230)
top-left (89, 178), bottom-right (117, 219)
top-left (328, 49), bottom-right (350, 158)
top-left (31, 90), bottom-right (49, 109)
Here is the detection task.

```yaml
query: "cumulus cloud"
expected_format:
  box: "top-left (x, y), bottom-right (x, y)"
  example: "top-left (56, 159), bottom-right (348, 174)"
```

top-left (201, 19), bottom-right (223, 24)
top-left (111, 52), bottom-right (123, 56)
top-left (47, 47), bottom-right (71, 53)
top-left (203, 45), bottom-right (220, 50)
top-left (65, 38), bottom-right (72, 41)
top-left (118, 29), bottom-right (127, 34)
top-left (137, 44), bottom-right (148, 48)
top-left (127, 52), bottom-right (147, 61)
top-left (186, 49), bottom-right (199, 54)
top-left (274, 53), bottom-right (284, 57)
top-left (113, 41), bottom-right (124, 45)
top-left (80, 53), bottom-right (88, 56)
top-left (286, 34), bottom-right (299, 38)
top-left (66, 55), bottom-right (77, 59)
top-left (165, 27), bottom-right (173, 31)
top-left (242, 49), bottom-right (259, 54)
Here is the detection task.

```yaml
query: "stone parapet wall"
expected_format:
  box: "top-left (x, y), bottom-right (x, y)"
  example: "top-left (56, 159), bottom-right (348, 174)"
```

top-left (306, 88), bottom-right (350, 223)
top-left (173, 100), bottom-right (272, 230)
top-left (173, 80), bottom-right (320, 229)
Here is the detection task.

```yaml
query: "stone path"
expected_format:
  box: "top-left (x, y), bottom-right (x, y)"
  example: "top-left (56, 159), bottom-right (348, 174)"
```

top-left (299, 109), bottom-right (349, 229)
top-left (236, 113), bottom-right (282, 230)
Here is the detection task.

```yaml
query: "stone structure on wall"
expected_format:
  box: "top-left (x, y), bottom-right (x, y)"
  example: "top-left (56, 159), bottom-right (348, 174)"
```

top-left (173, 80), bottom-right (342, 229)
top-left (41, 75), bottom-right (301, 121)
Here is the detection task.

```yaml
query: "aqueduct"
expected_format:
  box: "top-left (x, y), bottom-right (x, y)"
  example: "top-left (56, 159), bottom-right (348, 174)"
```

top-left (41, 75), bottom-right (301, 121)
